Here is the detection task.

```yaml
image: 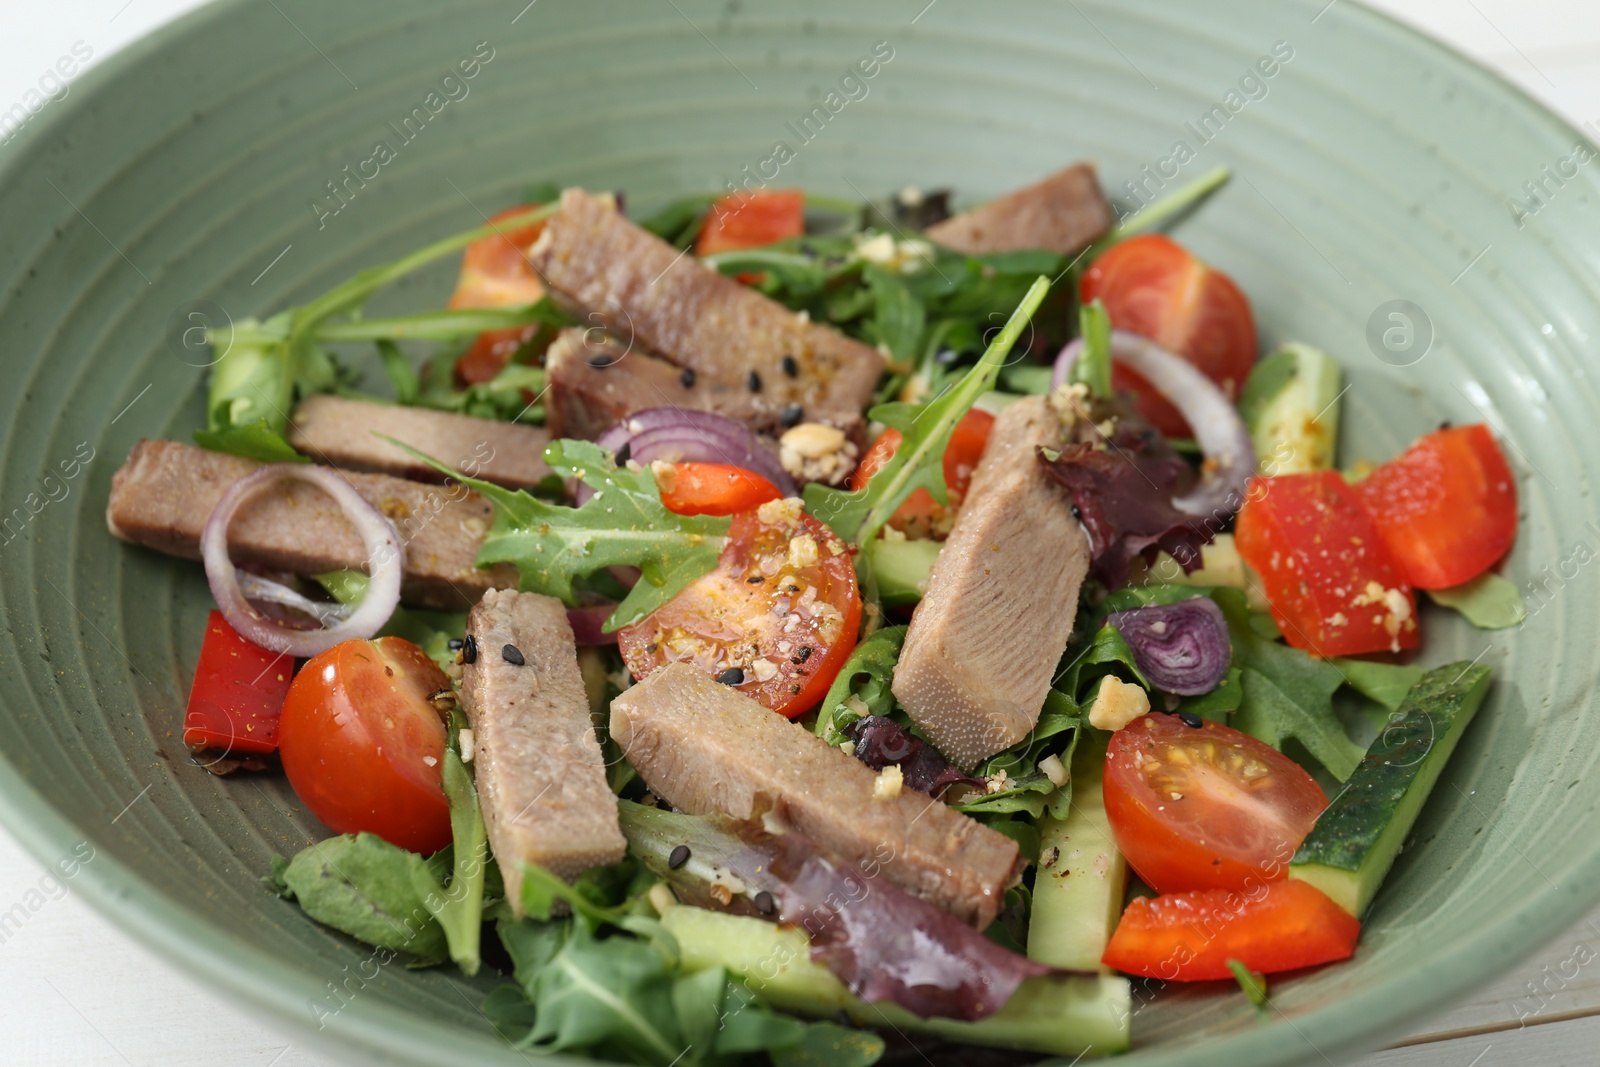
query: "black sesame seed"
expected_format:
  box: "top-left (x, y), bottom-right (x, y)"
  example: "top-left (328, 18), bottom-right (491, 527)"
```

top-left (502, 644), bottom-right (526, 666)
top-left (746, 575), bottom-right (764, 585)
top-left (1070, 504), bottom-right (1082, 521)
top-left (614, 440), bottom-right (632, 465)
top-left (747, 370), bottom-right (763, 393)
top-left (779, 403), bottom-right (804, 428)
top-left (668, 844), bottom-right (691, 870)
top-left (462, 635), bottom-right (478, 664)
top-left (716, 667), bottom-right (746, 686)
top-left (588, 354), bottom-right (613, 369)
top-left (1439, 419), bottom-right (1452, 431)
top-left (1178, 710), bottom-right (1204, 728)
top-left (646, 642), bottom-right (659, 653)
top-left (798, 646), bottom-right (813, 662)
top-left (447, 638), bottom-right (464, 651)
top-left (754, 890), bottom-right (777, 915)
top-left (680, 367), bottom-right (697, 388)
top-left (781, 355), bottom-right (799, 378)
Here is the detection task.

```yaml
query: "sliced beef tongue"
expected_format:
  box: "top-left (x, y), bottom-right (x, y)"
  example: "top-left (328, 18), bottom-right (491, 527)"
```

top-left (529, 187), bottom-right (882, 440)
top-left (891, 395), bottom-right (1091, 770)
top-left (106, 439), bottom-right (514, 610)
top-left (288, 395), bottom-right (552, 491)
top-left (609, 661), bottom-right (1022, 929)
top-left (925, 162), bottom-right (1113, 258)
top-left (461, 589), bottom-right (625, 913)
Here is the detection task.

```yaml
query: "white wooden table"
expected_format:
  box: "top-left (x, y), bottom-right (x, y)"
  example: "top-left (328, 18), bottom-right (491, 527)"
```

top-left (3, 2), bottom-right (1598, 1064)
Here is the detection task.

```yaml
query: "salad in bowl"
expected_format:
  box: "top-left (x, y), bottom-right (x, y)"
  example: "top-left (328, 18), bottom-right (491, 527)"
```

top-left (105, 160), bottom-right (1521, 1063)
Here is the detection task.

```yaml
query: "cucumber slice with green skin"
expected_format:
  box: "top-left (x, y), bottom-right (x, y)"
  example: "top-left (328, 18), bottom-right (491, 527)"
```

top-left (868, 536), bottom-right (942, 607)
top-left (1289, 661), bottom-right (1492, 918)
top-left (661, 904), bottom-right (1132, 1056)
top-left (1027, 729), bottom-right (1128, 972)
top-left (1238, 342), bottom-right (1343, 475)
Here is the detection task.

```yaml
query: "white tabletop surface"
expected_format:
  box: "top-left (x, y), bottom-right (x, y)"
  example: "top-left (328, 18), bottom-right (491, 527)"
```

top-left (4, 2), bottom-right (1600, 1065)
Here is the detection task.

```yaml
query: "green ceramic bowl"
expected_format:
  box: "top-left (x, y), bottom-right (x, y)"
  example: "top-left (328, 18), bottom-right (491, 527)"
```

top-left (2, 1), bottom-right (1596, 1063)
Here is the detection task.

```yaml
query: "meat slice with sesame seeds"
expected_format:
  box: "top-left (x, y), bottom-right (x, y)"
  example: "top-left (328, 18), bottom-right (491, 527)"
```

top-left (610, 662), bottom-right (1022, 928)
top-left (529, 188), bottom-right (881, 439)
top-left (461, 589), bottom-right (625, 912)
top-left (892, 395), bottom-right (1092, 770)
top-left (105, 438), bottom-right (513, 610)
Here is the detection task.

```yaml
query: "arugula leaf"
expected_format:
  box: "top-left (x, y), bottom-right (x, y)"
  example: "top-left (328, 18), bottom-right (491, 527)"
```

top-left (1332, 658), bottom-right (1425, 712)
top-left (1212, 588), bottom-right (1364, 779)
top-left (1227, 958), bottom-right (1269, 1007)
top-left (192, 419), bottom-right (308, 463)
top-left (639, 193), bottom-right (717, 248)
top-left (1070, 299), bottom-right (1113, 397)
top-left (957, 690), bottom-right (1083, 820)
top-left (806, 276), bottom-right (1050, 549)
top-left (1179, 665), bottom-right (1244, 721)
top-left (375, 340), bottom-right (419, 405)
top-left (413, 741), bottom-right (488, 975)
top-left (1427, 571), bottom-right (1527, 630)
top-left (388, 437), bottom-right (728, 631)
top-left (278, 833), bottom-right (448, 962)
top-left (814, 624), bottom-right (907, 742)
top-left (863, 264), bottom-right (926, 367)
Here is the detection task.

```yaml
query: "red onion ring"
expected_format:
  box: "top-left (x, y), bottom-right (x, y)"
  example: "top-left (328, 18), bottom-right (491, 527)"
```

top-left (201, 464), bottom-right (404, 657)
top-left (1105, 597), bottom-right (1232, 695)
top-left (1052, 330), bottom-right (1255, 520)
top-left (578, 406), bottom-right (797, 505)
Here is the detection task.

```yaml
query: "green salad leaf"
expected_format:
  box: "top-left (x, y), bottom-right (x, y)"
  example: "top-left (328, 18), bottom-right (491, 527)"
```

top-left (813, 624), bottom-right (907, 742)
top-left (276, 833), bottom-right (450, 963)
top-left (389, 437), bottom-right (729, 632)
top-left (1427, 571), bottom-right (1528, 630)
top-left (806, 276), bottom-right (1051, 552)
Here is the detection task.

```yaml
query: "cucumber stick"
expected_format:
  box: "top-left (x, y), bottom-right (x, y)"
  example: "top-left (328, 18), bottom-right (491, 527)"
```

top-left (1238, 342), bottom-right (1343, 474)
top-left (661, 904), bottom-right (1131, 1056)
top-left (869, 536), bottom-right (941, 607)
top-left (1290, 661), bottom-right (1492, 918)
top-left (1027, 729), bottom-right (1128, 971)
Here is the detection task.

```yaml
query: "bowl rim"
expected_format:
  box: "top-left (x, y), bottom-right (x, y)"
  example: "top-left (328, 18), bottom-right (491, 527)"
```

top-left (2, 1), bottom-right (1597, 1064)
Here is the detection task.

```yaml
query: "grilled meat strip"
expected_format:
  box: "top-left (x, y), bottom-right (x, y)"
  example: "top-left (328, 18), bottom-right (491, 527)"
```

top-left (461, 590), bottom-right (625, 911)
top-left (106, 439), bottom-right (512, 610)
top-left (529, 188), bottom-right (882, 437)
top-left (892, 396), bottom-right (1091, 769)
top-left (925, 162), bottom-right (1113, 258)
top-left (610, 662), bottom-right (1022, 929)
top-left (289, 395), bottom-right (552, 491)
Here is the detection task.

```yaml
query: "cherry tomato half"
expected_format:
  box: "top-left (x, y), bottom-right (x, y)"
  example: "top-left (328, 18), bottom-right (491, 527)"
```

top-left (1236, 470), bottom-right (1420, 656)
top-left (618, 505), bottom-right (861, 718)
top-left (1102, 879), bottom-right (1359, 980)
top-left (448, 205), bottom-right (549, 386)
top-left (1356, 424), bottom-right (1517, 590)
top-left (659, 462), bottom-right (782, 517)
top-left (850, 407), bottom-right (995, 539)
top-left (279, 637), bottom-right (452, 854)
top-left (696, 189), bottom-right (805, 257)
top-left (1104, 713), bottom-right (1327, 894)
top-left (1081, 234), bottom-right (1257, 437)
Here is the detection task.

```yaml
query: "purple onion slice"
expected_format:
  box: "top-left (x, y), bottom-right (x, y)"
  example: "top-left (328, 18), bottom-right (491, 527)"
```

top-left (1105, 596), bottom-right (1231, 696)
top-left (579, 406), bottom-right (796, 504)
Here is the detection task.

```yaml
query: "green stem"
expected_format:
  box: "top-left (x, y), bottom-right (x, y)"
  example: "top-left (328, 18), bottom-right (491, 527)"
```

top-left (1087, 164), bottom-right (1231, 259)
top-left (1070, 299), bottom-right (1113, 398)
top-left (856, 275), bottom-right (1050, 547)
top-left (314, 305), bottom-right (549, 342)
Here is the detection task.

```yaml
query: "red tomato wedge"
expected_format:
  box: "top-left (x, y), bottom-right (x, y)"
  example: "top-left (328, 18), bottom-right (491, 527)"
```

top-left (849, 407), bottom-right (995, 538)
top-left (1236, 471), bottom-right (1420, 656)
top-left (659, 463), bottom-right (782, 517)
top-left (183, 610), bottom-right (292, 754)
top-left (1080, 234), bottom-right (1257, 437)
top-left (618, 505), bottom-right (861, 718)
top-left (1103, 879), bottom-right (1360, 980)
top-left (1356, 424), bottom-right (1517, 589)
top-left (695, 189), bottom-right (805, 256)
top-left (278, 637), bottom-right (452, 854)
top-left (1104, 714), bottom-right (1326, 894)
top-left (448, 205), bottom-right (549, 386)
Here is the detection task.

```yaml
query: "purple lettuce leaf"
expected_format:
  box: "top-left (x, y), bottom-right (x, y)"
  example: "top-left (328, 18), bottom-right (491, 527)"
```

top-left (773, 843), bottom-right (1052, 1022)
